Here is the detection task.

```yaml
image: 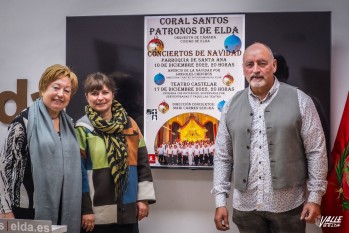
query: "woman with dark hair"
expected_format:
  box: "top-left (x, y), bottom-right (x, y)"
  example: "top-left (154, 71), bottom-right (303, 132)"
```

top-left (76, 72), bottom-right (155, 233)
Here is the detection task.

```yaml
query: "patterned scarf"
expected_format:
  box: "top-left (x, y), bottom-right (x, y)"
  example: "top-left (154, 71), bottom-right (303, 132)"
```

top-left (86, 100), bottom-right (129, 199)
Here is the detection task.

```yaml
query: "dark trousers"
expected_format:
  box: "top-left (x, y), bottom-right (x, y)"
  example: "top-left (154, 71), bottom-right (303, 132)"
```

top-left (164, 156), bottom-right (168, 165)
top-left (81, 223), bottom-right (139, 233)
top-left (12, 206), bottom-right (35, 220)
top-left (173, 155), bottom-right (178, 164)
top-left (178, 154), bottom-right (182, 164)
top-left (183, 155), bottom-right (188, 165)
top-left (204, 154), bottom-right (208, 164)
top-left (209, 153), bottom-right (213, 165)
top-left (194, 155), bottom-right (199, 165)
top-left (159, 154), bottom-right (164, 163)
top-left (232, 205), bottom-right (305, 233)
top-left (199, 154), bottom-right (203, 164)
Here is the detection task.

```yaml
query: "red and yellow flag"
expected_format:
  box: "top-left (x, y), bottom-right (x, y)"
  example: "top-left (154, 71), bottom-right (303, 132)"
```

top-left (321, 93), bottom-right (349, 232)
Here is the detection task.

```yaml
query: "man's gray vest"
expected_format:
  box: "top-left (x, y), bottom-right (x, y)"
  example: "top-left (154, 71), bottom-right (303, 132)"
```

top-left (226, 83), bottom-right (307, 191)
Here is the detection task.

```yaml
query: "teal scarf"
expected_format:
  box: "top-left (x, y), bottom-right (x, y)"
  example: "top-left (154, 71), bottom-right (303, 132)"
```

top-left (27, 98), bottom-right (81, 233)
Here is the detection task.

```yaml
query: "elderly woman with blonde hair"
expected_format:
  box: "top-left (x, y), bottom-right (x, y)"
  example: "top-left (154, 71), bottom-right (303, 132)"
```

top-left (0, 64), bottom-right (82, 233)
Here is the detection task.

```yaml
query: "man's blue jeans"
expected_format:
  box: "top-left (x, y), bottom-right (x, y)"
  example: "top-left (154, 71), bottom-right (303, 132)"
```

top-left (232, 204), bottom-right (306, 233)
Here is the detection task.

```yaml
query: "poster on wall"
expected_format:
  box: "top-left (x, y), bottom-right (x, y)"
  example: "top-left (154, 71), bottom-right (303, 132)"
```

top-left (144, 14), bottom-right (245, 168)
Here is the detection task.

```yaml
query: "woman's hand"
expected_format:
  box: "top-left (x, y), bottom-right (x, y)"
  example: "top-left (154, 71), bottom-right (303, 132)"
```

top-left (137, 201), bottom-right (149, 221)
top-left (81, 214), bottom-right (95, 232)
top-left (0, 212), bottom-right (15, 219)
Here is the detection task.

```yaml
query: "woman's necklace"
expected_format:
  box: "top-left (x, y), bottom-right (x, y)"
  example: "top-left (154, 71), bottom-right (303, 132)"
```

top-left (51, 114), bottom-right (60, 120)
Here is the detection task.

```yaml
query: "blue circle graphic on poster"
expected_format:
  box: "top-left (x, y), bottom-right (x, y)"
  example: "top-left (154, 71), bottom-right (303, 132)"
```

top-left (217, 100), bottom-right (226, 112)
top-left (154, 73), bottom-right (165, 85)
top-left (224, 34), bottom-right (242, 53)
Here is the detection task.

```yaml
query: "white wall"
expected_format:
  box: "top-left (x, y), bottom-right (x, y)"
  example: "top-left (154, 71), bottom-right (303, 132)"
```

top-left (1, 0), bottom-right (349, 232)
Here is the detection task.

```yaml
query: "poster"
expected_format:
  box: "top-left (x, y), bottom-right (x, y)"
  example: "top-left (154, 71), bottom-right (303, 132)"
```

top-left (144, 14), bottom-right (245, 168)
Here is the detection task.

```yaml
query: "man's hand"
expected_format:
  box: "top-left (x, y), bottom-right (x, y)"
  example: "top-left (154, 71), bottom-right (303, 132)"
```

top-left (214, 206), bottom-right (230, 231)
top-left (300, 202), bottom-right (321, 224)
top-left (0, 212), bottom-right (15, 219)
top-left (137, 201), bottom-right (149, 221)
top-left (81, 214), bottom-right (95, 232)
